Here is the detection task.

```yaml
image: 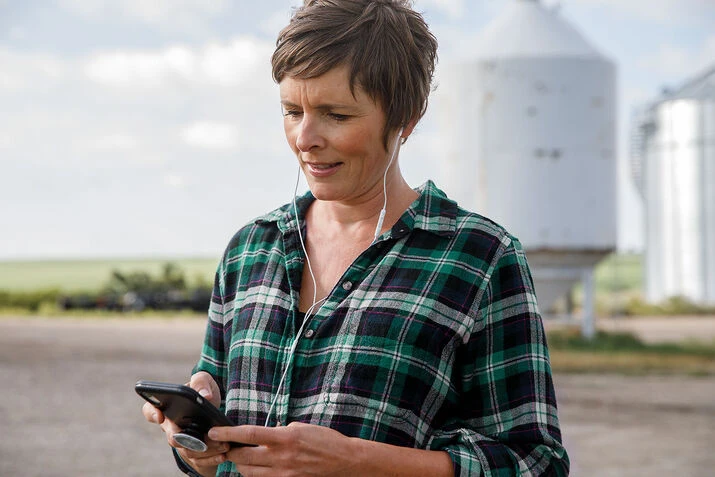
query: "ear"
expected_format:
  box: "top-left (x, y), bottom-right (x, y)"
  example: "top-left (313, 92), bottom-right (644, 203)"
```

top-left (400, 118), bottom-right (419, 142)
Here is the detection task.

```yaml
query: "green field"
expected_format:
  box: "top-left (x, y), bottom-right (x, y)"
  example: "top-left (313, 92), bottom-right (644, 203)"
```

top-left (591, 253), bottom-right (642, 294)
top-left (0, 253), bottom-right (643, 298)
top-left (0, 257), bottom-right (219, 292)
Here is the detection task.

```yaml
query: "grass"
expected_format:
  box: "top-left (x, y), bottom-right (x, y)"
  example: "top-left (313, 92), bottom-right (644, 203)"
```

top-left (563, 252), bottom-right (643, 316)
top-left (0, 252), bottom-right (643, 294)
top-left (547, 328), bottom-right (715, 375)
top-left (593, 252), bottom-right (643, 294)
top-left (549, 350), bottom-right (715, 375)
top-left (0, 257), bottom-right (218, 292)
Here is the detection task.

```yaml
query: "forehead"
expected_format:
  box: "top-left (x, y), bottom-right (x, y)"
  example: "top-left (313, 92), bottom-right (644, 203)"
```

top-left (279, 65), bottom-right (375, 108)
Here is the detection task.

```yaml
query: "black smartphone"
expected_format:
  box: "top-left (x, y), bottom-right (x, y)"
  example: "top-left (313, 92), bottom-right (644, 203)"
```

top-left (136, 380), bottom-right (248, 452)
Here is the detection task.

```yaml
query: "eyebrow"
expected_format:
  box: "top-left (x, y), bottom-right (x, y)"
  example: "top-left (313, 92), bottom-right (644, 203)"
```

top-left (280, 100), bottom-right (356, 111)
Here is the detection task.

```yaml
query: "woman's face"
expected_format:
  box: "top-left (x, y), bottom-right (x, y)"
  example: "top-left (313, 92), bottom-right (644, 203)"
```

top-left (279, 65), bottom-right (399, 206)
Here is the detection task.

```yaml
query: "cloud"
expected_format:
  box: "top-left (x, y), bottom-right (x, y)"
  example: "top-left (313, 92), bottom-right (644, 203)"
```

top-left (8, 26), bottom-right (27, 41)
top-left (84, 46), bottom-right (194, 88)
top-left (84, 37), bottom-right (273, 88)
top-left (260, 4), bottom-right (302, 37)
top-left (57, 0), bottom-right (230, 33)
top-left (87, 133), bottom-right (139, 151)
top-left (180, 121), bottom-right (238, 149)
top-left (0, 132), bottom-right (13, 149)
top-left (163, 173), bottom-right (187, 188)
top-left (0, 48), bottom-right (68, 91)
top-left (417, 0), bottom-right (466, 18)
top-left (201, 40), bottom-right (268, 85)
top-left (561, 0), bottom-right (714, 26)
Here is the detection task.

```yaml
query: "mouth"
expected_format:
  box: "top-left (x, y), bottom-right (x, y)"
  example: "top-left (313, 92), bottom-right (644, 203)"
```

top-left (304, 161), bottom-right (343, 176)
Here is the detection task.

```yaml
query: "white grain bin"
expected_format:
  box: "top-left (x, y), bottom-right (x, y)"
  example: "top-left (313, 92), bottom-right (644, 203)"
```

top-left (631, 66), bottom-right (715, 305)
top-left (437, 0), bottom-right (617, 316)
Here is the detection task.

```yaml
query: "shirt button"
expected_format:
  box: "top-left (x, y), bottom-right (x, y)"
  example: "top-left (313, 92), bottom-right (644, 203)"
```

top-left (324, 395), bottom-right (330, 404)
top-left (342, 281), bottom-right (353, 291)
top-left (304, 329), bottom-right (315, 338)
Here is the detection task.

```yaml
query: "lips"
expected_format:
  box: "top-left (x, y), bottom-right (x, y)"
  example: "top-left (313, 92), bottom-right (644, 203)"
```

top-left (305, 161), bottom-right (343, 177)
top-left (310, 162), bottom-right (340, 170)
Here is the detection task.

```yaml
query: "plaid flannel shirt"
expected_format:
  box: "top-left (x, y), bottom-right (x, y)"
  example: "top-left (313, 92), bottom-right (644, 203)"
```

top-left (191, 180), bottom-right (568, 476)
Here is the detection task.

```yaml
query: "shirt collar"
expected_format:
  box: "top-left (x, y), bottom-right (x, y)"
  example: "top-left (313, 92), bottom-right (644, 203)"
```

top-left (255, 180), bottom-right (457, 239)
top-left (405, 180), bottom-right (458, 238)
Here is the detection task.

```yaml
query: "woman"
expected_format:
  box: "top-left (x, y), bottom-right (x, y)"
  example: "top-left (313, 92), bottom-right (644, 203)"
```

top-left (143, 1), bottom-right (569, 475)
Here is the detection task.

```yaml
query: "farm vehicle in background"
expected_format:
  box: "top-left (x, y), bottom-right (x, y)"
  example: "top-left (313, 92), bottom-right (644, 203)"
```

top-left (58, 262), bottom-right (211, 312)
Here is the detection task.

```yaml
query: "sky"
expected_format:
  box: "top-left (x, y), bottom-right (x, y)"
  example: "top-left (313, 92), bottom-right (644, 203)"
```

top-left (1, 0), bottom-right (713, 260)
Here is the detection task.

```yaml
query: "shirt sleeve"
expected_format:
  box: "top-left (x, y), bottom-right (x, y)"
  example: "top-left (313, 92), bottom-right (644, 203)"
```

top-left (191, 260), bottom-right (229, 407)
top-left (428, 236), bottom-right (570, 476)
top-left (172, 264), bottom-right (229, 476)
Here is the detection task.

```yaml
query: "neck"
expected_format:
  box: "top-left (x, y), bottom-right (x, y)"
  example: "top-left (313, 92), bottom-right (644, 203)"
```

top-left (307, 171), bottom-right (417, 240)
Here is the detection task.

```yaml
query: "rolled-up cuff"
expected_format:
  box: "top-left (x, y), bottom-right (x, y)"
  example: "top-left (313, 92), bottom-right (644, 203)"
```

top-left (172, 447), bottom-right (203, 477)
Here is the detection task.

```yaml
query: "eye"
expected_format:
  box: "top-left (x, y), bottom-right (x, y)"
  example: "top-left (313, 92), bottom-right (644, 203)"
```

top-left (328, 113), bottom-right (349, 122)
top-left (283, 110), bottom-right (303, 119)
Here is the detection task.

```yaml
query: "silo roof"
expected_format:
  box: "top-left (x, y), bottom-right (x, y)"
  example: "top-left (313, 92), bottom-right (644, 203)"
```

top-left (663, 64), bottom-right (715, 101)
top-left (471, 0), bottom-right (607, 59)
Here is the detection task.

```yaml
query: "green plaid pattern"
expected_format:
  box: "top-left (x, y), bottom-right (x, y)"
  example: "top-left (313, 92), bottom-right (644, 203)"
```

top-left (193, 181), bottom-right (568, 476)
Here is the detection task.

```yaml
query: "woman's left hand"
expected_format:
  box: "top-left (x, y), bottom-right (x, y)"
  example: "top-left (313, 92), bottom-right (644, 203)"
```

top-left (208, 422), bottom-right (360, 476)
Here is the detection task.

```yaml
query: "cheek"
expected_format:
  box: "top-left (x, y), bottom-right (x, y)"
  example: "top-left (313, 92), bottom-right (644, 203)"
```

top-left (283, 121), bottom-right (299, 153)
top-left (337, 128), bottom-right (380, 158)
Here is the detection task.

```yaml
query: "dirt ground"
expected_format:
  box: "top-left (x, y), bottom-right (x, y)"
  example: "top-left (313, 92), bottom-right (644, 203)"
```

top-left (1, 316), bottom-right (714, 477)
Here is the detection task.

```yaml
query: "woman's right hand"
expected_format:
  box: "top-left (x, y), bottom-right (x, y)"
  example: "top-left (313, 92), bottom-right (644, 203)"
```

top-left (142, 371), bottom-right (228, 476)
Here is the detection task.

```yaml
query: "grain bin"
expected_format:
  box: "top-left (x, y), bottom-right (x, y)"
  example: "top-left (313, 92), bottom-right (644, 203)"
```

top-left (632, 66), bottom-right (715, 305)
top-left (437, 0), bottom-right (617, 322)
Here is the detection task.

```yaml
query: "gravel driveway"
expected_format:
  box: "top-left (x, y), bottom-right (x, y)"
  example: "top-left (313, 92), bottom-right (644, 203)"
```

top-left (1, 316), bottom-right (713, 476)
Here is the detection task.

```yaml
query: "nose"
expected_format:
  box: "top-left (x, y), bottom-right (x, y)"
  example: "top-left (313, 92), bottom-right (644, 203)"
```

top-left (294, 114), bottom-right (324, 152)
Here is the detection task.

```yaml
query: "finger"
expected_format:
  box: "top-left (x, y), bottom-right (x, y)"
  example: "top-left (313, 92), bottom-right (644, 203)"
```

top-left (234, 464), bottom-right (272, 476)
top-left (161, 419), bottom-right (183, 445)
top-left (190, 452), bottom-right (228, 468)
top-left (189, 371), bottom-right (221, 407)
top-left (142, 402), bottom-right (164, 424)
top-left (176, 446), bottom-right (227, 469)
top-left (180, 441), bottom-right (230, 460)
top-left (225, 444), bottom-right (272, 468)
top-left (208, 425), bottom-right (280, 447)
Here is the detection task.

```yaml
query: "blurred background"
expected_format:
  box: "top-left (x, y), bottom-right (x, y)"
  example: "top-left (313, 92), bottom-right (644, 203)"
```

top-left (1, 0), bottom-right (714, 476)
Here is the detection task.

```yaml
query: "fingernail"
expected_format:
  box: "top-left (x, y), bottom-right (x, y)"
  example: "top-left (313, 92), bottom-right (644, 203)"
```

top-left (208, 429), bottom-right (217, 439)
top-left (152, 412), bottom-right (158, 421)
top-left (199, 388), bottom-right (210, 397)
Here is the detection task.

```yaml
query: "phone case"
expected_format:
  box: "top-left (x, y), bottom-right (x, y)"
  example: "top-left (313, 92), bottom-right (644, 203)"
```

top-left (135, 380), bottom-right (238, 452)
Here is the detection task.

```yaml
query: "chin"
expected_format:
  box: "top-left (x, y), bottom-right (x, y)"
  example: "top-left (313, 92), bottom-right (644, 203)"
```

top-left (305, 181), bottom-right (341, 201)
top-left (308, 189), bottom-right (340, 202)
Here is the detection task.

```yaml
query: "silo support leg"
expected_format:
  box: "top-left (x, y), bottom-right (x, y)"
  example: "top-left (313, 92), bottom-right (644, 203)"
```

top-left (581, 268), bottom-right (596, 340)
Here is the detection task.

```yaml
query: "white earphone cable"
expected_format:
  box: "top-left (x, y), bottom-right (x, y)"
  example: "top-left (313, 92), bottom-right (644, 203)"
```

top-left (373, 128), bottom-right (404, 243)
top-left (264, 165), bottom-right (323, 427)
top-left (267, 129), bottom-right (403, 425)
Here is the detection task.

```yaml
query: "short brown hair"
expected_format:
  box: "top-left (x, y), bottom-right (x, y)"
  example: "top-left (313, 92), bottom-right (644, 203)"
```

top-left (271, 0), bottom-right (438, 147)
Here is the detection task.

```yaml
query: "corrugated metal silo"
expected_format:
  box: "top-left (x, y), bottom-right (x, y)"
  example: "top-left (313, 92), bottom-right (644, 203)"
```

top-left (632, 66), bottom-right (715, 305)
top-left (438, 0), bottom-right (617, 317)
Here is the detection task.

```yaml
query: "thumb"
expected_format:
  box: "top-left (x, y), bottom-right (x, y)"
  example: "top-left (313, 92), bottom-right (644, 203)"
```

top-left (189, 371), bottom-right (221, 407)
